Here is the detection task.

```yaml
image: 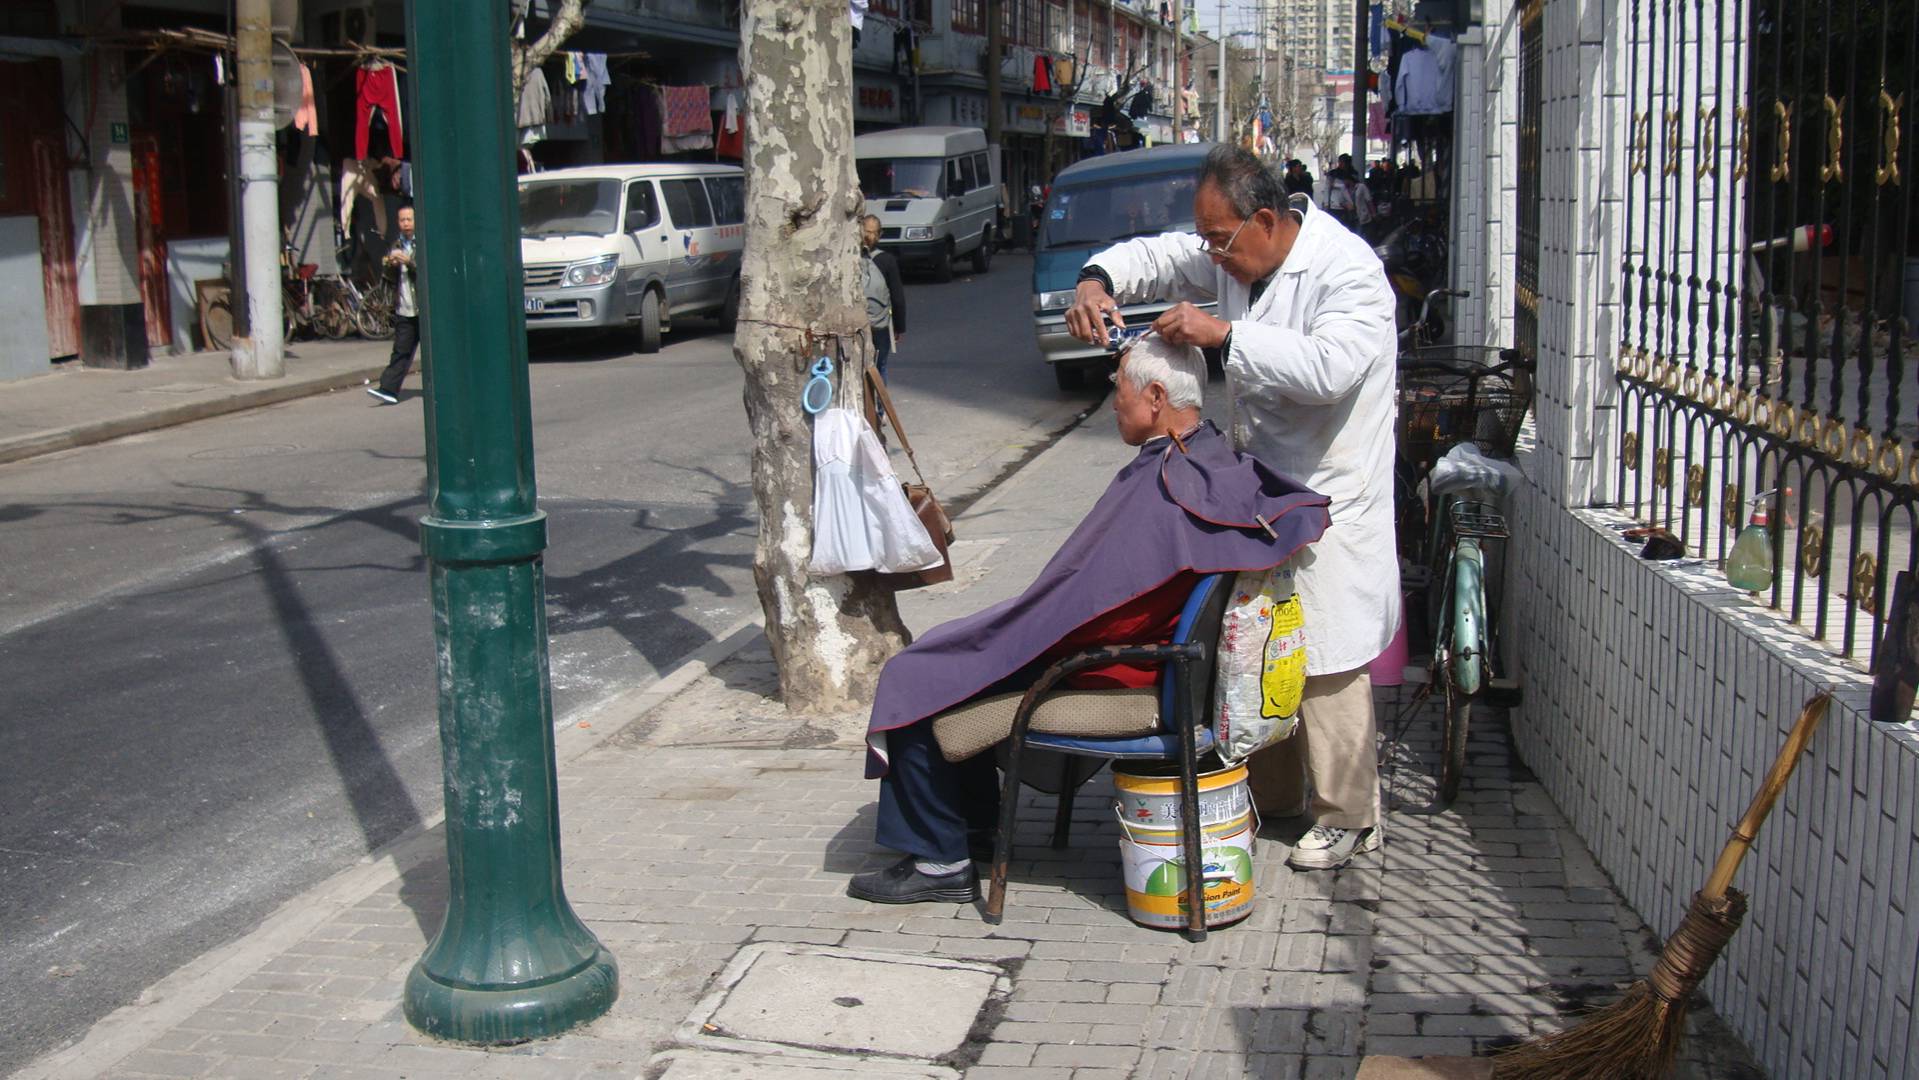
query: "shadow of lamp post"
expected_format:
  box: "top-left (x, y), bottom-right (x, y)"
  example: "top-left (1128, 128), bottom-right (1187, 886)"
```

top-left (399, 0), bottom-right (618, 1042)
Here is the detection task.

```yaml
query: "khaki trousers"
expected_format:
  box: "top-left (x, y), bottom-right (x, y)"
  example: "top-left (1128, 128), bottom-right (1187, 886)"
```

top-left (1244, 668), bottom-right (1380, 830)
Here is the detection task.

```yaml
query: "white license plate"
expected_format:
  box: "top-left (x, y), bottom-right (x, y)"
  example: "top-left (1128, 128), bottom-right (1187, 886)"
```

top-left (524, 297), bottom-right (545, 314)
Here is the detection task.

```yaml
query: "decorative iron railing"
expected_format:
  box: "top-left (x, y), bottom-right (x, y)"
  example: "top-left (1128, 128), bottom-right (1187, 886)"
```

top-left (1615, 0), bottom-right (1918, 665)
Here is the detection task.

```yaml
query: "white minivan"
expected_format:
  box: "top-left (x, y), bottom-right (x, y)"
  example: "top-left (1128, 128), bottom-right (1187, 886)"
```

top-left (517, 162), bottom-right (745, 352)
top-left (855, 126), bottom-right (1001, 282)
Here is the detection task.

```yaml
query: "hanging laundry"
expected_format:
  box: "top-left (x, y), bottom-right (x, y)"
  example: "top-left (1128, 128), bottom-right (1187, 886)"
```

top-left (1052, 56), bottom-right (1074, 91)
top-left (338, 157), bottom-right (387, 238)
top-left (660, 84), bottom-right (712, 137)
top-left (1393, 33), bottom-right (1456, 115)
top-left (850, 0), bottom-right (868, 29)
top-left (1369, 100), bottom-right (1388, 139)
top-left (354, 63), bottom-right (404, 159)
top-left (1032, 54), bottom-right (1052, 92)
top-left (294, 62), bottom-right (318, 136)
top-left (1370, 4), bottom-right (1387, 59)
top-left (518, 66), bottom-right (552, 128)
top-left (582, 53), bottom-right (609, 115)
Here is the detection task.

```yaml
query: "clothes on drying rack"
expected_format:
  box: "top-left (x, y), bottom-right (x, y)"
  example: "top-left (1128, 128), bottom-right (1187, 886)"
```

top-left (354, 64), bottom-right (404, 159)
top-left (338, 157), bottom-right (387, 239)
top-left (294, 62), bottom-right (318, 136)
top-left (661, 84), bottom-right (711, 137)
top-left (582, 53), bottom-right (610, 115)
top-left (1032, 54), bottom-right (1052, 92)
top-left (1393, 33), bottom-right (1455, 115)
top-left (716, 88), bottom-right (744, 159)
top-left (518, 67), bottom-right (552, 128)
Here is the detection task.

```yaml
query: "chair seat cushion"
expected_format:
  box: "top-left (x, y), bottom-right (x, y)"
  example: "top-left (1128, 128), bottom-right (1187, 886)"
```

top-left (931, 687), bottom-right (1161, 763)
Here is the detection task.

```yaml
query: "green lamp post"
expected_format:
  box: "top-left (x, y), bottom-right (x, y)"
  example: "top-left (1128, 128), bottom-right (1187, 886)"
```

top-left (400, 0), bottom-right (618, 1042)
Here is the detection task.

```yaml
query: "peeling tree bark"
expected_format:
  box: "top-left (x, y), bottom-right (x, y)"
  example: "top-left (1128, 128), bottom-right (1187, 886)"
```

top-left (737, 0), bottom-right (909, 714)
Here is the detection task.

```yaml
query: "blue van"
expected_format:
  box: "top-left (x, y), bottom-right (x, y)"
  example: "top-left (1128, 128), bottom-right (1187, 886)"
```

top-left (1031, 143), bottom-right (1220, 390)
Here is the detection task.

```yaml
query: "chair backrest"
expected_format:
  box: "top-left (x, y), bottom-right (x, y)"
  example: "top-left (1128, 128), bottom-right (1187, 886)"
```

top-left (1158, 573), bottom-right (1232, 734)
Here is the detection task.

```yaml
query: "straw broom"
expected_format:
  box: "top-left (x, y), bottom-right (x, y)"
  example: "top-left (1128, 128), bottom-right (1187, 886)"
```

top-left (1491, 691), bottom-right (1832, 1080)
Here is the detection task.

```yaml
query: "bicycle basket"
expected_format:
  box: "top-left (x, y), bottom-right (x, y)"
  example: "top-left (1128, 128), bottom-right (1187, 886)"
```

top-left (1396, 351), bottom-right (1531, 464)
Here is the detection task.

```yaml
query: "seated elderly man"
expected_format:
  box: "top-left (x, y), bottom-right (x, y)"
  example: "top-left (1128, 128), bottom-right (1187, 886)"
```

top-left (849, 337), bottom-right (1331, 904)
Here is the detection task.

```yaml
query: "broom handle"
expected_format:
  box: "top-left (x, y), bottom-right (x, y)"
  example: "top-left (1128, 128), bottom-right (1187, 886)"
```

top-left (1702, 691), bottom-right (1832, 900)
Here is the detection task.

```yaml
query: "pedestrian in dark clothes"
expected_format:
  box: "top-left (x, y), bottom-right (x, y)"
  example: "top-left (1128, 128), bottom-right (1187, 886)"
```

top-left (861, 214), bottom-right (907, 379)
top-left (367, 204), bottom-right (418, 404)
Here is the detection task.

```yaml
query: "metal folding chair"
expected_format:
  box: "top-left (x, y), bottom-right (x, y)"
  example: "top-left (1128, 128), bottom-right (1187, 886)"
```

top-left (980, 572), bottom-right (1233, 941)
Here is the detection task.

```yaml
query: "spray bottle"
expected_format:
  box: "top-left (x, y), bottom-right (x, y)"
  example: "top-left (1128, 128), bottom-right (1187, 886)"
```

top-left (1725, 489), bottom-right (1776, 593)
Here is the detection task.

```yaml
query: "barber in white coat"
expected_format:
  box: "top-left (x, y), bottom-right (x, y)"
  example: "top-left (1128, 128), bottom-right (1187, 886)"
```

top-left (1065, 144), bottom-right (1399, 870)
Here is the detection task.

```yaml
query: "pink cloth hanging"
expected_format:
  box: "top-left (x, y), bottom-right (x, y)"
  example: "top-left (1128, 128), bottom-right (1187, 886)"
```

top-left (294, 63), bottom-right (319, 136)
top-left (661, 85), bottom-right (712, 137)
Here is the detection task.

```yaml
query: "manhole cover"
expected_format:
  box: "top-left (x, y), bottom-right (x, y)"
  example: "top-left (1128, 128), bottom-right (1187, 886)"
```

top-left (188, 443), bottom-right (302, 460)
top-left (679, 943), bottom-right (1004, 1063)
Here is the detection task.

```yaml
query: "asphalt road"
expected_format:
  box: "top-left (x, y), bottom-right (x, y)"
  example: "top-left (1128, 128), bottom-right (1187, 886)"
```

top-left (0, 252), bottom-right (1095, 1074)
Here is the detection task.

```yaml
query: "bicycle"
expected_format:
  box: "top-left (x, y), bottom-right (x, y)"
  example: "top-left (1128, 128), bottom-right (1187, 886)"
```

top-left (1393, 345), bottom-right (1533, 805)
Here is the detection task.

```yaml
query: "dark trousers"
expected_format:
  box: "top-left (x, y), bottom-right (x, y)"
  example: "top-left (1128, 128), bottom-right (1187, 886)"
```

top-left (875, 720), bottom-right (999, 862)
top-left (378, 315), bottom-right (420, 396)
top-left (872, 327), bottom-right (892, 381)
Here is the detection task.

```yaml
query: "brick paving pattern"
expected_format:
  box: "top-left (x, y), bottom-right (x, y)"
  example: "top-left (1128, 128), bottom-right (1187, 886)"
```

top-left (39, 642), bottom-right (1764, 1079)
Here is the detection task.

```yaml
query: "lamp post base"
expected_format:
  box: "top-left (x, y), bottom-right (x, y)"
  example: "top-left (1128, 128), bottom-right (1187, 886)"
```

top-left (402, 947), bottom-right (619, 1044)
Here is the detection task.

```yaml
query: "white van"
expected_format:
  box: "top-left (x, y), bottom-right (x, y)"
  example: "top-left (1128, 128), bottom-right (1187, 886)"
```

top-left (517, 162), bottom-right (745, 352)
top-left (855, 126), bottom-right (1001, 282)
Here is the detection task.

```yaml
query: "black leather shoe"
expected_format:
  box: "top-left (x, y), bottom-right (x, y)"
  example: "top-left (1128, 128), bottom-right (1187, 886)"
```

top-left (846, 856), bottom-right (979, 904)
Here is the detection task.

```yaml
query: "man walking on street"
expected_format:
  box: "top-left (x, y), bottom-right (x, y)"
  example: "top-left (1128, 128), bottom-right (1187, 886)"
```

top-left (860, 214), bottom-right (906, 380)
top-left (1064, 145), bottom-right (1400, 871)
top-left (367, 204), bottom-right (419, 404)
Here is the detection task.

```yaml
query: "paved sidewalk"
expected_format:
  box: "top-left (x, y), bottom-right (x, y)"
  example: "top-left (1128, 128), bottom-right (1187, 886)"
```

top-left (15, 416), bottom-right (1766, 1080)
top-left (0, 341), bottom-right (390, 466)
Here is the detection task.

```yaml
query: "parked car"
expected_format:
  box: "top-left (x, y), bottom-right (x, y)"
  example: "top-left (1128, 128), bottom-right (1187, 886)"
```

top-left (518, 162), bottom-right (745, 353)
top-left (856, 126), bottom-right (1001, 282)
top-left (1030, 143), bottom-right (1220, 390)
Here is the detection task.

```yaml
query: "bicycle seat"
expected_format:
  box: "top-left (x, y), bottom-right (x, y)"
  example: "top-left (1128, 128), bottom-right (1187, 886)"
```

top-left (1429, 442), bottom-right (1523, 499)
top-left (297, 264), bottom-right (319, 280)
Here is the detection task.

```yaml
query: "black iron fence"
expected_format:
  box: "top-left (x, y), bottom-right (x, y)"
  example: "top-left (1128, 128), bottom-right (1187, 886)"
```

top-left (1615, 0), bottom-right (1918, 664)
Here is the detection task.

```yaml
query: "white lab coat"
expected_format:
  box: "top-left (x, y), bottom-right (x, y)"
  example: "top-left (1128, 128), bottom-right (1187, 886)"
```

top-left (1086, 196), bottom-right (1400, 676)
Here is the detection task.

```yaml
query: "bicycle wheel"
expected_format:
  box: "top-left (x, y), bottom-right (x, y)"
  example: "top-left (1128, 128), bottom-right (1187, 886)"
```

top-left (357, 296), bottom-right (394, 340)
top-left (1439, 673), bottom-right (1471, 806)
top-left (1450, 538), bottom-right (1486, 696)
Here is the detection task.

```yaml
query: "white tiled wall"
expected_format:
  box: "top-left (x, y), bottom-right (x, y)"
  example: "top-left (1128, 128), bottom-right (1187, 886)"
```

top-left (1454, 0), bottom-right (1919, 1074)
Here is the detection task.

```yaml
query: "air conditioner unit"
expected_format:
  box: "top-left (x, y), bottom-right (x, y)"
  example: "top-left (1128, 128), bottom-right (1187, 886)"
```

top-left (321, 4), bottom-right (376, 47)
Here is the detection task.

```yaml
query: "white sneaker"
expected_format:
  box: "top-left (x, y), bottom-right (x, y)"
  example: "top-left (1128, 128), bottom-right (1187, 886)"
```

top-left (365, 386), bottom-right (398, 404)
top-left (1286, 824), bottom-right (1382, 870)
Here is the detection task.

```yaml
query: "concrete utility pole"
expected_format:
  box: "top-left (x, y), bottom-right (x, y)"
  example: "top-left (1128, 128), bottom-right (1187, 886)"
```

top-left (1215, 2), bottom-right (1227, 142)
top-left (399, 0), bottom-right (618, 1043)
top-left (1171, 0), bottom-right (1182, 139)
top-left (231, 0), bottom-right (284, 379)
top-left (1351, 0), bottom-right (1367, 164)
top-left (986, 0), bottom-right (1003, 195)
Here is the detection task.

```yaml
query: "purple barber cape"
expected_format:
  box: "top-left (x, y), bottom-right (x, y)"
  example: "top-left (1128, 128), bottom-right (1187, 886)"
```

top-left (865, 420), bottom-right (1331, 777)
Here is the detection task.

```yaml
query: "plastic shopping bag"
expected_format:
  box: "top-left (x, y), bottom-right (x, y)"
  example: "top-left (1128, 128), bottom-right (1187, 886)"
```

top-left (809, 408), bottom-right (942, 575)
top-left (1213, 563), bottom-right (1308, 763)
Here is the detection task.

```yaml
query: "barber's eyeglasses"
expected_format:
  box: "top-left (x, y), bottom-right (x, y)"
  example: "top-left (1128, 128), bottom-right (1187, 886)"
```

top-left (1198, 216), bottom-right (1251, 258)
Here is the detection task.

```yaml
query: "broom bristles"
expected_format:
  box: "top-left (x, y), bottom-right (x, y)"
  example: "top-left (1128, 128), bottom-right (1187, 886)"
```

top-left (1489, 979), bottom-right (1690, 1080)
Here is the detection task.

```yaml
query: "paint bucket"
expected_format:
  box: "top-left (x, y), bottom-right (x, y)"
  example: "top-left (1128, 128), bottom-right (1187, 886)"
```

top-left (1112, 761), bottom-right (1258, 930)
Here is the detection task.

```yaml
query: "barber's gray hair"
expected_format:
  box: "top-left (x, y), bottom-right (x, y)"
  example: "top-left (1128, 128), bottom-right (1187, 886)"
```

top-left (1121, 335), bottom-right (1206, 410)
top-left (1197, 144), bottom-right (1284, 220)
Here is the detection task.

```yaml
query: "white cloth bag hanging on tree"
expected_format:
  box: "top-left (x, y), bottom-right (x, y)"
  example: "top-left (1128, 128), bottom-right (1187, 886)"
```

top-left (809, 407), bottom-right (942, 575)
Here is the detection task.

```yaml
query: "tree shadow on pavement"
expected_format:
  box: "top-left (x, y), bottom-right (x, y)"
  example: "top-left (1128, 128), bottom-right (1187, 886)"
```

top-left (542, 461), bottom-right (755, 678)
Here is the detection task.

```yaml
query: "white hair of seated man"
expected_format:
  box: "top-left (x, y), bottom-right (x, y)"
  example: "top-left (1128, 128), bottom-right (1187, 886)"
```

top-left (1119, 334), bottom-right (1206, 410)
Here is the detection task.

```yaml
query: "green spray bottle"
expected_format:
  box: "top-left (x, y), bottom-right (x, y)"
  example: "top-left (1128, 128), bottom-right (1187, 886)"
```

top-left (1725, 489), bottom-right (1776, 593)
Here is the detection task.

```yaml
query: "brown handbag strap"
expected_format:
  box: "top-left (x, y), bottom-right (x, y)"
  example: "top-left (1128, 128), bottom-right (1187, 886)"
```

top-left (864, 365), bottom-right (928, 486)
